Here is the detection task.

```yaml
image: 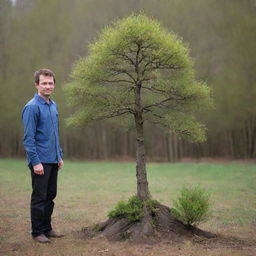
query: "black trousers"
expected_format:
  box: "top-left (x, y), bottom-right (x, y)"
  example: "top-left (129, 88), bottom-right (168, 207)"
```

top-left (29, 163), bottom-right (59, 237)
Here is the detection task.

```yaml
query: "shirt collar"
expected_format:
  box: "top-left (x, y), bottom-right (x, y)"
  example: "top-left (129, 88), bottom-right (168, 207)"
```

top-left (34, 93), bottom-right (52, 105)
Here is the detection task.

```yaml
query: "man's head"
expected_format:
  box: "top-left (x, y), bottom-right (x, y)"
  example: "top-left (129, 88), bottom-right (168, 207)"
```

top-left (34, 69), bottom-right (56, 99)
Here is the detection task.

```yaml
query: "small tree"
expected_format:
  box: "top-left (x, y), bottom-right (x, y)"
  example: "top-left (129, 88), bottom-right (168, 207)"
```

top-left (171, 185), bottom-right (211, 229)
top-left (65, 14), bottom-right (212, 240)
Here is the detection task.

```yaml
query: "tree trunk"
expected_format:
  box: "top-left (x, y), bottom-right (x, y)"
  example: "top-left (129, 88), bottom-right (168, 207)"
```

top-left (134, 111), bottom-right (150, 201)
top-left (101, 123), bottom-right (108, 159)
top-left (227, 129), bottom-right (234, 158)
top-left (134, 77), bottom-right (150, 201)
top-left (173, 133), bottom-right (178, 161)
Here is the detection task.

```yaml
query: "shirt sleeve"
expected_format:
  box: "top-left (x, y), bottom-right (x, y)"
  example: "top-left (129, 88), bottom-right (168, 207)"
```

top-left (22, 104), bottom-right (41, 166)
top-left (55, 104), bottom-right (64, 160)
top-left (59, 147), bottom-right (64, 159)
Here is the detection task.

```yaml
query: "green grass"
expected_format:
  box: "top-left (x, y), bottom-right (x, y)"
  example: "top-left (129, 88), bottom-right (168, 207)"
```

top-left (0, 158), bottom-right (256, 230)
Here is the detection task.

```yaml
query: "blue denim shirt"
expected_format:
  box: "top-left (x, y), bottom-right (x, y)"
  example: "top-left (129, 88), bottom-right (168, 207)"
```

top-left (22, 93), bottom-right (63, 166)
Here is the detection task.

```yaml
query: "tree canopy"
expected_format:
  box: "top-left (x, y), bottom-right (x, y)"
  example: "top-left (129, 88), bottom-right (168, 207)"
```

top-left (65, 14), bottom-right (212, 142)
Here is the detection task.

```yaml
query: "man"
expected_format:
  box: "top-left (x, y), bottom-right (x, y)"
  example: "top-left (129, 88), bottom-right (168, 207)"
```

top-left (22, 69), bottom-right (64, 243)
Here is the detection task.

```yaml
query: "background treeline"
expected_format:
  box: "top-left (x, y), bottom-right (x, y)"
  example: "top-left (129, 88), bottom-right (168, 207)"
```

top-left (1, 0), bottom-right (255, 161)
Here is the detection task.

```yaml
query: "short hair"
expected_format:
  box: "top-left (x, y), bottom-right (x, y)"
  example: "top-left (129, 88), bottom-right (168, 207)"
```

top-left (34, 69), bottom-right (56, 84)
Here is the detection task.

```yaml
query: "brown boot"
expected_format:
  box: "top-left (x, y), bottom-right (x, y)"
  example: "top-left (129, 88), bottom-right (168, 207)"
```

top-left (33, 234), bottom-right (51, 243)
top-left (45, 230), bottom-right (64, 238)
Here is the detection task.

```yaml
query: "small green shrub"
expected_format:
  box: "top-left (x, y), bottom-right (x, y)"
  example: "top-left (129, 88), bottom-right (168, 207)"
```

top-left (171, 185), bottom-right (211, 228)
top-left (108, 196), bottom-right (144, 222)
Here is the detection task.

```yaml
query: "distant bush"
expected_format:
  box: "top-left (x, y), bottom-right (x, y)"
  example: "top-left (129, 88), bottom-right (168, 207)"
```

top-left (171, 185), bottom-right (211, 229)
top-left (108, 196), bottom-right (144, 222)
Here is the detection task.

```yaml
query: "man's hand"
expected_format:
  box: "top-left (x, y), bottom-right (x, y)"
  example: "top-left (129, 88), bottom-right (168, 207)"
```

top-left (33, 163), bottom-right (44, 175)
top-left (58, 159), bottom-right (64, 169)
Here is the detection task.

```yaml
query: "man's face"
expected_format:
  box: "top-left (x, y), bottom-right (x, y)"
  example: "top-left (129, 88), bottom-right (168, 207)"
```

top-left (35, 75), bottom-right (55, 98)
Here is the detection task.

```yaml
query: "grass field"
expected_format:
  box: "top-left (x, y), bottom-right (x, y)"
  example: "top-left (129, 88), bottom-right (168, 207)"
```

top-left (0, 158), bottom-right (255, 256)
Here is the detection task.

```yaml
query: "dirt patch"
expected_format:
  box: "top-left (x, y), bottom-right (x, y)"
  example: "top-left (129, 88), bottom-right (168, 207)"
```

top-left (192, 233), bottom-right (256, 249)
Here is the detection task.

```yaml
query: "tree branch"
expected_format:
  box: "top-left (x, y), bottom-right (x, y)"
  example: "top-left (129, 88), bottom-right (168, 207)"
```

top-left (141, 85), bottom-right (167, 95)
top-left (100, 78), bottom-right (134, 84)
top-left (143, 96), bottom-right (187, 110)
top-left (108, 68), bottom-right (137, 83)
top-left (91, 109), bottom-right (133, 121)
top-left (144, 108), bottom-right (165, 119)
top-left (111, 50), bottom-right (135, 66)
top-left (140, 53), bottom-right (181, 75)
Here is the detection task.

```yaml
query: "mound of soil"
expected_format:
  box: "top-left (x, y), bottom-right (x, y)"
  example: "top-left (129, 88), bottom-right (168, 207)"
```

top-left (81, 202), bottom-right (216, 243)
